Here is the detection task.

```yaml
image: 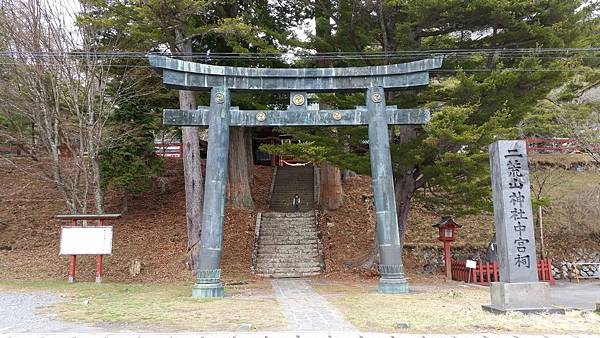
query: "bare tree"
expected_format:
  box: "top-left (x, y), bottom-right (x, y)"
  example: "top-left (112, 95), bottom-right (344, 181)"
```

top-left (0, 0), bottom-right (138, 213)
top-left (559, 105), bottom-right (600, 164)
top-left (529, 167), bottom-right (565, 258)
top-left (545, 99), bottom-right (600, 164)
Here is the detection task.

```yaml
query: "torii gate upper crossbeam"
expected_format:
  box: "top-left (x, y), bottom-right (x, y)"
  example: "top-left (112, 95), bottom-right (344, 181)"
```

top-left (148, 54), bottom-right (442, 92)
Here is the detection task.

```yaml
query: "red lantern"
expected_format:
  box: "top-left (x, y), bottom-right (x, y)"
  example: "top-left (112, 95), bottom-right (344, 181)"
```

top-left (433, 216), bottom-right (462, 281)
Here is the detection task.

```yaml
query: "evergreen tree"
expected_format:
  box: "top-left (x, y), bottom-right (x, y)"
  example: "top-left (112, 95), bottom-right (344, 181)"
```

top-left (262, 0), bottom-right (600, 265)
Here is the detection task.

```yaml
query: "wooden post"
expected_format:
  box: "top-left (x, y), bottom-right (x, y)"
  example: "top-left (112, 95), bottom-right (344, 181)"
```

top-left (539, 205), bottom-right (545, 260)
top-left (444, 241), bottom-right (452, 281)
top-left (96, 219), bottom-right (104, 283)
top-left (477, 262), bottom-right (484, 285)
top-left (96, 255), bottom-right (103, 283)
top-left (68, 255), bottom-right (76, 283)
top-left (68, 219), bottom-right (77, 283)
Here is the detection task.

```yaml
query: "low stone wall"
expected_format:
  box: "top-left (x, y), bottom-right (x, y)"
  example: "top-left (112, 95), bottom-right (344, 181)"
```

top-left (403, 244), bottom-right (487, 273)
top-left (551, 251), bottom-right (600, 280)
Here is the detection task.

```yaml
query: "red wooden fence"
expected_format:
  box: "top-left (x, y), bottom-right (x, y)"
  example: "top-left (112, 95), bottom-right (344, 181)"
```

top-left (451, 258), bottom-right (556, 285)
top-left (524, 137), bottom-right (579, 154)
top-left (154, 142), bottom-right (183, 158)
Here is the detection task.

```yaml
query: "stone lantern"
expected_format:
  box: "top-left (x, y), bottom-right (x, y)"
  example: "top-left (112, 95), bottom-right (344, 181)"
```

top-left (433, 216), bottom-right (462, 281)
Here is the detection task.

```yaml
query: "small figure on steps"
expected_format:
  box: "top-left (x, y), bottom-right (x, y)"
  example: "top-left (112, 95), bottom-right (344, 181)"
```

top-left (292, 194), bottom-right (301, 213)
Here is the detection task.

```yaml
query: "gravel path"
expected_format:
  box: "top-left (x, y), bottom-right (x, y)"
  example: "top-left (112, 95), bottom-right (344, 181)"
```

top-left (0, 291), bottom-right (99, 333)
top-left (271, 279), bottom-right (356, 331)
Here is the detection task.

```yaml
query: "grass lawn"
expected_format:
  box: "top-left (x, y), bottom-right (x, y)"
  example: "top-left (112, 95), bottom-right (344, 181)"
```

top-left (0, 278), bottom-right (286, 331)
top-left (312, 280), bottom-right (600, 334)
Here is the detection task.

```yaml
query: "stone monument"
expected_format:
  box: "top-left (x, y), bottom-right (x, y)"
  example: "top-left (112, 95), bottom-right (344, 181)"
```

top-left (484, 140), bottom-right (563, 314)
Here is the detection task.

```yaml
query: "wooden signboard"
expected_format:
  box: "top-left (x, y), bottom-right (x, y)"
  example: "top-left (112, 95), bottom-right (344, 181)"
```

top-left (59, 226), bottom-right (113, 255)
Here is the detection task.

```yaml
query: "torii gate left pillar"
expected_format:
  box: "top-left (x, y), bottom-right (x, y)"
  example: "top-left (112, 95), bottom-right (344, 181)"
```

top-left (194, 87), bottom-right (230, 297)
top-left (149, 55), bottom-right (443, 297)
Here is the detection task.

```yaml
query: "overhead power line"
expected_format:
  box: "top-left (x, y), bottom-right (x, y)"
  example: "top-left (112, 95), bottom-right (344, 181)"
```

top-left (0, 47), bottom-right (599, 60)
top-left (0, 61), bottom-right (597, 73)
top-left (0, 47), bottom-right (598, 73)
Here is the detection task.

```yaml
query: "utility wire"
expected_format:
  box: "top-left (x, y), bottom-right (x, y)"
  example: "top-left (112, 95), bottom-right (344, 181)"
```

top-left (0, 62), bottom-right (597, 73)
top-left (0, 47), bottom-right (598, 72)
top-left (0, 47), bottom-right (599, 59)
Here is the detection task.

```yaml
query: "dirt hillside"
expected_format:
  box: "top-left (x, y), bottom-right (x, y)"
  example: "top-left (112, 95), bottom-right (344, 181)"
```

top-left (1, 156), bottom-right (598, 282)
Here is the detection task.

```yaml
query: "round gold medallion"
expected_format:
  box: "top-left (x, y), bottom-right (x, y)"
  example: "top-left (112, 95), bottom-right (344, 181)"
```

top-left (371, 92), bottom-right (382, 103)
top-left (215, 92), bottom-right (225, 103)
top-left (255, 112), bottom-right (267, 122)
top-left (292, 94), bottom-right (305, 106)
top-left (332, 111), bottom-right (342, 121)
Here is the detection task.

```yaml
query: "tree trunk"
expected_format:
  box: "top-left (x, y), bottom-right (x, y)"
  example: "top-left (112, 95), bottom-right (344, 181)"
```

top-left (245, 127), bottom-right (254, 183)
top-left (90, 154), bottom-right (104, 214)
top-left (227, 127), bottom-right (254, 209)
top-left (315, 0), bottom-right (344, 211)
top-left (320, 161), bottom-right (343, 210)
top-left (177, 32), bottom-right (203, 272)
top-left (394, 125), bottom-right (420, 248)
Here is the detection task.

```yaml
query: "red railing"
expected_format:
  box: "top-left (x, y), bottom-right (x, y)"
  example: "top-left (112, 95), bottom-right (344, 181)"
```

top-left (451, 258), bottom-right (556, 285)
top-left (154, 143), bottom-right (183, 158)
top-left (0, 145), bottom-right (24, 156)
top-left (524, 137), bottom-right (579, 154)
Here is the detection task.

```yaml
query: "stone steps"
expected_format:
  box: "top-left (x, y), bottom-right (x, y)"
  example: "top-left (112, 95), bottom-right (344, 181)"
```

top-left (258, 232), bottom-right (319, 238)
top-left (254, 166), bottom-right (323, 278)
top-left (258, 232), bottom-right (319, 237)
top-left (269, 166), bottom-right (314, 213)
top-left (257, 271), bottom-right (322, 278)
top-left (257, 246), bottom-right (319, 254)
top-left (259, 223), bottom-right (318, 228)
top-left (257, 257), bottom-right (320, 263)
top-left (256, 266), bottom-right (322, 275)
top-left (259, 239), bottom-right (319, 245)
top-left (255, 260), bottom-right (322, 268)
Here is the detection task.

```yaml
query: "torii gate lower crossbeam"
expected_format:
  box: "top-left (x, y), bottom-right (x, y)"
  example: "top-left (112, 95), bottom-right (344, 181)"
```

top-left (150, 55), bottom-right (443, 298)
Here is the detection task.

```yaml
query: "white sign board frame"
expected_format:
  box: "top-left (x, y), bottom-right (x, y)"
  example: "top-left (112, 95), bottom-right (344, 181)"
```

top-left (466, 259), bottom-right (477, 269)
top-left (60, 226), bottom-right (113, 255)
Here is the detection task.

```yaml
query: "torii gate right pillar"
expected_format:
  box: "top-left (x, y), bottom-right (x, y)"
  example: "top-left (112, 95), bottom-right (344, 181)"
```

top-left (367, 86), bottom-right (408, 293)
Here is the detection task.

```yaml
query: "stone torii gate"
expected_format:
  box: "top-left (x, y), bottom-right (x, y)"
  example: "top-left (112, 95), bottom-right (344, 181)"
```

top-left (149, 55), bottom-right (443, 298)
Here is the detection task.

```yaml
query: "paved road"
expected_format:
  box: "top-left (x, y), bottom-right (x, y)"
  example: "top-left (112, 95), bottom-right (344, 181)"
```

top-left (271, 279), bottom-right (356, 331)
top-left (0, 291), bottom-right (99, 334)
top-left (551, 280), bottom-right (600, 310)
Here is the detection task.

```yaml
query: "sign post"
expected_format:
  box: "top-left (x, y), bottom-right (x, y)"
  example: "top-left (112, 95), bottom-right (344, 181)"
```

top-left (56, 214), bottom-right (121, 283)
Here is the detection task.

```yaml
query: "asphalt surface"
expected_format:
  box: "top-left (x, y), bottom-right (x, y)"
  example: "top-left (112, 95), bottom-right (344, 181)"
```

top-left (551, 280), bottom-right (600, 310)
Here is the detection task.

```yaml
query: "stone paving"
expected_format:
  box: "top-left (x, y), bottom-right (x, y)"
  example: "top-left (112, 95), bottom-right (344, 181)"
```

top-left (270, 278), bottom-right (356, 331)
top-left (0, 333), bottom-right (599, 338)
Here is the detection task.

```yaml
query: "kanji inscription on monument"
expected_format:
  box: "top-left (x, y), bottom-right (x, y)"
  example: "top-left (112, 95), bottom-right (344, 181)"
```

top-left (489, 140), bottom-right (538, 283)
